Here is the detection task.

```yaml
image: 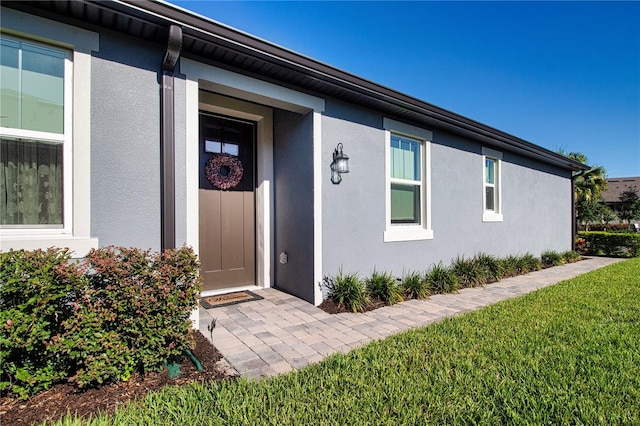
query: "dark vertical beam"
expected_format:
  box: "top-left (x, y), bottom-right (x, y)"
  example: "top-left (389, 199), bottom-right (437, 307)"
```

top-left (571, 175), bottom-right (576, 249)
top-left (160, 25), bottom-right (182, 250)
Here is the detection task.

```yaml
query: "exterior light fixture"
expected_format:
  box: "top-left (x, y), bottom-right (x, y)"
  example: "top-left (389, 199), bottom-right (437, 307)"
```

top-left (330, 143), bottom-right (349, 184)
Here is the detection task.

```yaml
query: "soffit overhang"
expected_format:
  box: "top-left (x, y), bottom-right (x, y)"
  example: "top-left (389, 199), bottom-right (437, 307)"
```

top-left (2, 0), bottom-right (587, 172)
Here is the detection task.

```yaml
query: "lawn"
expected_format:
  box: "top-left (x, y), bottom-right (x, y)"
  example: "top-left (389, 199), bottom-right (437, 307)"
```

top-left (52, 258), bottom-right (639, 425)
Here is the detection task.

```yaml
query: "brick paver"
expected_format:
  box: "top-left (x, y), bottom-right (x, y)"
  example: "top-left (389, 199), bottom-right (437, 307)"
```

top-left (200, 257), bottom-right (622, 379)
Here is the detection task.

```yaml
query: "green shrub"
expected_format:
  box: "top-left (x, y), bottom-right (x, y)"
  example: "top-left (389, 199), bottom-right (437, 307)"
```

top-left (578, 223), bottom-right (634, 233)
top-left (562, 250), bottom-right (581, 263)
top-left (578, 232), bottom-right (640, 257)
top-left (501, 255), bottom-right (520, 278)
top-left (0, 248), bottom-right (85, 399)
top-left (323, 269), bottom-right (368, 313)
top-left (401, 271), bottom-right (430, 299)
top-left (516, 253), bottom-right (542, 274)
top-left (365, 270), bottom-right (403, 305)
top-left (1, 246), bottom-right (201, 398)
top-left (426, 263), bottom-right (460, 294)
top-left (541, 250), bottom-right (565, 268)
top-left (52, 246), bottom-right (201, 388)
top-left (474, 252), bottom-right (504, 283)
top-left (451, 256), bottom-right (485, 288)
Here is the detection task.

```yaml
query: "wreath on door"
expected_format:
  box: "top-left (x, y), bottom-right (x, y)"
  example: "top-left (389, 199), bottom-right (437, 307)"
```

top-left (205, 153), bottom-right (244, 190)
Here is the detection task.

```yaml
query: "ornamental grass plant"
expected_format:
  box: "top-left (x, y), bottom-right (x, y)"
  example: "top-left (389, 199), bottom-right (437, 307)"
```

top-left (322, 269), bottom-right (368, 313)
top-left (401, 271), bottom-right (430, 299)
top-left (450, 255), bottom-right (485, 288)
top-left (562, 250), bottom-right (581, 263)
top-left (364, 270), bottom-right (403, 305)
top-left (501, 254), bottom-right (521, 278)
top-left (541, 250), bottom-right (565, 268)
top-left (426, 262), bottom-right (460, 294)
top-left (474, 252), bottom-right (505, 283)
top-left (518, 252), bottom-right (542, 274)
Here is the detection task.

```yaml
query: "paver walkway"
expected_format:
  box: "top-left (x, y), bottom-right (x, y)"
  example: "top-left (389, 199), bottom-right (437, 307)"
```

top-left (200, 256), bottom-right (622, 379)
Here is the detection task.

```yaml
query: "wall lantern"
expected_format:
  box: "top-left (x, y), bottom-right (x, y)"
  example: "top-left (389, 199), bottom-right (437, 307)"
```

top-left (330, 143), bottom-right (350, 184)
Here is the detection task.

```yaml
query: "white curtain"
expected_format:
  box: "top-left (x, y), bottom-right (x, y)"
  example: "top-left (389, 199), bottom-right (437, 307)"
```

top-left (0, 139), bottom-right (63, 225)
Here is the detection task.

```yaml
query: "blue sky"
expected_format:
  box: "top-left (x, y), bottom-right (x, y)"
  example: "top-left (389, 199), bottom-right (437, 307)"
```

top-left (173, 1), bottom-right (639, 177)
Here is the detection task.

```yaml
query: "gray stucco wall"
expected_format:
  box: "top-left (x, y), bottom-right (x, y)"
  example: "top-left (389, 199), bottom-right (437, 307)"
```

top-left (86, 28), bottom-right (571, 298)
top-left (321, 99), bottom-right (573, 283)
top-left (273, 109), bottom-right (315, 302)
top-left (91, 30), bottom-right (163, 250)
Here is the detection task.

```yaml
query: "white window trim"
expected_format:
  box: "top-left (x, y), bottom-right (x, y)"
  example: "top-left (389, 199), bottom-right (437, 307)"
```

top-left (383, 118), bottom-right (433, 242)
top-left (0, 7), bottom-right (99, 256)
top-left (482, 147), bottom-right (503, 222)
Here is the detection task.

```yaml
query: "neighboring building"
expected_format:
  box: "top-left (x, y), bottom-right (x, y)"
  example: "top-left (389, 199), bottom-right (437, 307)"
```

top-left (601, 177), bottom-right (640, 210)
top-left (1, 1), bottom-right (585, 316)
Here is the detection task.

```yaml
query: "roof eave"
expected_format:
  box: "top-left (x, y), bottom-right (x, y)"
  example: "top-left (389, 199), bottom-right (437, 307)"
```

top-left (123, 0), bottom-right (587, 172)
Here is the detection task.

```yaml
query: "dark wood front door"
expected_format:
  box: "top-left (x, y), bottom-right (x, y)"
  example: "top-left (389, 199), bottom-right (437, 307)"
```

top-left (199, 113), bottom-right (256, 291)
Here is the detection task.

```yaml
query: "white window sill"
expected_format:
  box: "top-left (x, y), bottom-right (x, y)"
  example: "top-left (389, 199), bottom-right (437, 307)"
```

top-left (482, 212), bottom-right (504, 222)
top-left (384, 227), bottom-right (434, 242)
top-left (0, 235), bottom-right (98, 257)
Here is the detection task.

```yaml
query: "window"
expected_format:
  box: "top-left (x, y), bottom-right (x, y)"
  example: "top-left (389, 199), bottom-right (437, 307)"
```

top-left (1, 7), bottom-right (99, 255)
top-left (390, 135), bottom-right (421, 224)
top-left (1, 36), bottom-right (68, 227)
top-left (482, 147), bottom-right (503, 222)
top-left (384, 118), bottom-right (433, 242)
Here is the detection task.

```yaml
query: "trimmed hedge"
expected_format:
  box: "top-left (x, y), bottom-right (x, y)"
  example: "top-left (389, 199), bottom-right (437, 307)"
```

top-left (577, 231), bottom-right (640, 257)
top-left (0, 246), bottom-right (201, 399)
top-left (578, 223), bottom-right (635, 233)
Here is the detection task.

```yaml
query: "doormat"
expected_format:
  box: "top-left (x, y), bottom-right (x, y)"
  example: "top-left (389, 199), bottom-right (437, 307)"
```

top-left (200, 290), bottom-right (264, 309)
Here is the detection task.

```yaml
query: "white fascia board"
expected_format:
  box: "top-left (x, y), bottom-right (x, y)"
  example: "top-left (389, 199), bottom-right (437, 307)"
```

top-left (183, 58), bottom-right (325, 113)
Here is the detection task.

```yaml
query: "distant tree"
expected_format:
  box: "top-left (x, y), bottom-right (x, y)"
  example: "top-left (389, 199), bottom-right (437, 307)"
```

top-left (601, 204), bottom-right (617, 224)
top-left (615, 186), bottom-right (640, 228)
top-left (576, 197), bottom-right (617, 230)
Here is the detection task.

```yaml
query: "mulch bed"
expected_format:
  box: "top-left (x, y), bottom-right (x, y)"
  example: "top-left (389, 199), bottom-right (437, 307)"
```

top-left (319, 296), bottom-right (397, 314)
top-left (318, 259), bottom-right (586, 315)
top-left (0, 331), bottom-right (236, 426)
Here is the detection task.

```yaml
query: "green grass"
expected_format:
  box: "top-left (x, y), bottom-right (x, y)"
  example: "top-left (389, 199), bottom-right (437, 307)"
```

top-left (52, 259), bottom-right (640, 425)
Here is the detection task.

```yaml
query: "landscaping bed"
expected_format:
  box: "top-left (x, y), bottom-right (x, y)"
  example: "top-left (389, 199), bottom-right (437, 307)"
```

top-left (318, 296), bottom-right (387, 314)
top-left (320, 251), bottom-right (582, 314)
top-left (42, 258), bottom-right (640, 425)
top-left (0, 330), bottom-right (234, 425)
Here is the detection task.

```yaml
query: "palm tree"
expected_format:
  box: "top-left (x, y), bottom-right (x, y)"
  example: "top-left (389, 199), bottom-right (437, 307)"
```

top-left (557, 150), bottom-right (608, 202)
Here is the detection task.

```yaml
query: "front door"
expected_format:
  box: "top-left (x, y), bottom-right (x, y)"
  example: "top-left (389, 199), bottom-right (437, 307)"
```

top-left (199, 113), bottom-right (256, 291)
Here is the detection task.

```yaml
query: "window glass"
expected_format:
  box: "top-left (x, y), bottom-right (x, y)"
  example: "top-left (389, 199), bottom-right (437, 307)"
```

top-left (205, 140), bottom-right (222, 153)
top-left (0, 37), bottom-right (65, 134)
top-left (485, 158), bottom-right (495, 184)
top-left (390, 134), bottom-right (422, 225)
top-left (391, 183), bottom-right (420, 223)
top-left (0, 138), bottom-right (63, 225)
top-left (391, 135), bottom-right (420, 181)
top-left (205, 140), bottom-right (239, 156)
top-left (222, 143), bottom-right (239, 156)
top-left (485, 186), bottom-right (495, 211)
top-left (0, 38), bottom-right (20, 129)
